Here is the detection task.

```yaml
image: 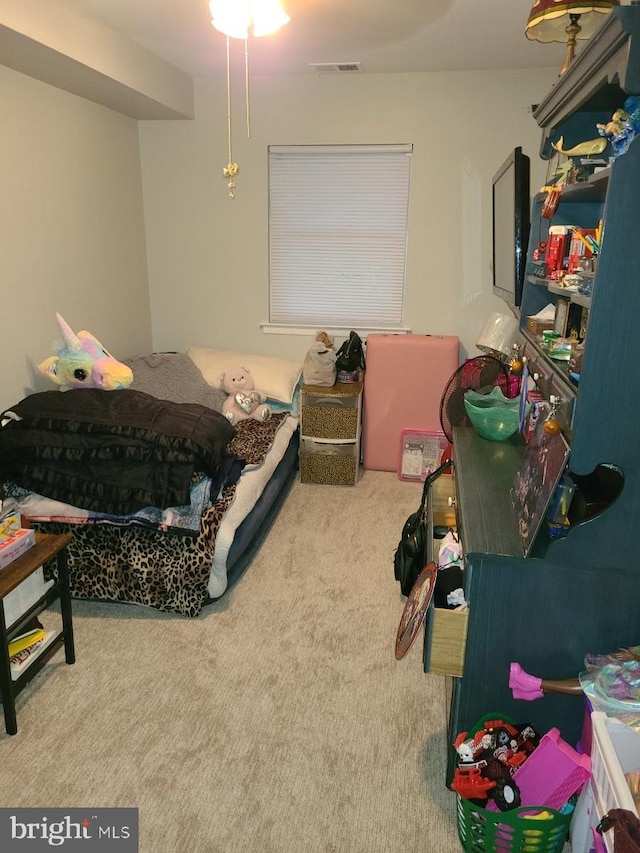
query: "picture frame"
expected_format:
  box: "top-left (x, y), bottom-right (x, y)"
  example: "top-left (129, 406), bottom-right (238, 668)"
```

top-left (510, 417), bottom-right (571, 556)
top-left (554, 297), bottom-right (585, 340)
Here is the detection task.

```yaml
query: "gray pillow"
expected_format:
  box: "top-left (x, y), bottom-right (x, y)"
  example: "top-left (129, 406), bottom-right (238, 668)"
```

top-left (123, 352), bottom-right (227, 412)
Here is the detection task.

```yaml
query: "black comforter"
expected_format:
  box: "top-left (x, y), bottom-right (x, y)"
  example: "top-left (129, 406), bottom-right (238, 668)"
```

top-left (0, 389), bottom-right (234, 514)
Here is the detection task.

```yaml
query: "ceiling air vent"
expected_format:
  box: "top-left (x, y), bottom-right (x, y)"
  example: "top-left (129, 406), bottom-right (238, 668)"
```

top-left (309, 62), bottom-right (362, 75)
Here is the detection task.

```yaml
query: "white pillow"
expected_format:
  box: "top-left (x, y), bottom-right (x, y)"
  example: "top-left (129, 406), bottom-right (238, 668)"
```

top-left (186, 347), bottom-right (302, 405)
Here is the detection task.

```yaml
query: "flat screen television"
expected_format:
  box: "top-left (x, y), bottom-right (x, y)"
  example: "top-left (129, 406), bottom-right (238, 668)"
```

top-left (492, 147), bottom-right (530, 308)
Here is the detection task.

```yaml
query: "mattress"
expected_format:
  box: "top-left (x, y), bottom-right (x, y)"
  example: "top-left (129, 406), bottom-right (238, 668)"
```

top-left (10, 414), bottom-right (299, 615)
top-left (3, 351), bottom-right (302, 616)
top-left (362, 333), bottom-right (459, 472)
top-left (222, 431), bottom-right (299, 595)
top-left (208, 413), bottom-right (298, 597)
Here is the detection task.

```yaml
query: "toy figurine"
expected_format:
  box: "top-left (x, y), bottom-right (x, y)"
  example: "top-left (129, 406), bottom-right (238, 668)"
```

top-left (551, 136), bottom-right (607, 157)
top-left (451, 719), bottom-right (539, 811)
top-left (624, 95), bottom-right (640, 132)
top-left (509, 661), bottom-right (584, 700)
top-left (510, 648), bottom-right (640, 720)
top-left (596, 107), bottom-right (637, 158)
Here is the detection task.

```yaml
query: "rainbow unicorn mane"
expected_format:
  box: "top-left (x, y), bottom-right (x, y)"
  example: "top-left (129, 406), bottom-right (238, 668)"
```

top-left (38, 313), bottom-right (133, 392)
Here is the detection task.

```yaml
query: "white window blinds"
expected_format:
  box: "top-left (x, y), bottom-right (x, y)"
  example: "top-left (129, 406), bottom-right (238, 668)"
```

top-left (268, 144), bottom-right (412, 328)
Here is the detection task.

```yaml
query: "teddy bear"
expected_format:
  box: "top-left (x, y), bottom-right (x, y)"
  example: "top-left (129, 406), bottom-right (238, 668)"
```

top-left (220, 365), bottom-right (271, 425)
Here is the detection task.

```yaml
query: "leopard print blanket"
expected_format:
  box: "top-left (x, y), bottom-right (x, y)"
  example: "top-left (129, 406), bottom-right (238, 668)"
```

top-left (38, 413), bottom-right (290, 617)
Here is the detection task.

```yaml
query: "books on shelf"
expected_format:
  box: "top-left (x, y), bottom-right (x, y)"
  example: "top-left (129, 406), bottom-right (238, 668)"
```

top-left (9, 630), bottom-right (55, 676)
top-left (8, 628), bottom-right (47, 658)
top-left (9, 630), bottom-right (55, 678)
top-left (0, 527), bottom-right (36, 570)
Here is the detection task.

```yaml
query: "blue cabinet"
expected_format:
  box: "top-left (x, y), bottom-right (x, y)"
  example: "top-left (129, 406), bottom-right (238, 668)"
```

top-left (439, 7), bottom-right (640, 783)
top-left (524, 6), bottom-right (640, 568)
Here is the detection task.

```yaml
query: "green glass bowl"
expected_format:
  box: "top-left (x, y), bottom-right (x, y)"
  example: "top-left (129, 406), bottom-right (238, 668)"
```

top-left (463, 386), bottom-right (528, 442)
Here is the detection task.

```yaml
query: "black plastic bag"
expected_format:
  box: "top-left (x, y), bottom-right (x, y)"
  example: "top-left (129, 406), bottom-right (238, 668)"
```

top-left (394, 460), bottom-right (452, 596)
top-left (335, 331), bottom-right (365, 374)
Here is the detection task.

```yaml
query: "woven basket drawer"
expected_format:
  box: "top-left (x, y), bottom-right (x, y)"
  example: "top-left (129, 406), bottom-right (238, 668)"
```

top-left (299, 439), bottom-right (359, 486)
top-left (427, 608), bottom-right (468, 677)
top-left (301, 401), bottom-right (359, 440)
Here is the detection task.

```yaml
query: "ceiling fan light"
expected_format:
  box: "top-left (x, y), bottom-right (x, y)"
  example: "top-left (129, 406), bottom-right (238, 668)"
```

top-left (251, 0), bottom-right (290, 37)
top-left (209, 0), bottom-right (250, 40)
top-left (210, 0), bottom-right (290, 199)
top-left (209, 0), bottom-right (289, 39)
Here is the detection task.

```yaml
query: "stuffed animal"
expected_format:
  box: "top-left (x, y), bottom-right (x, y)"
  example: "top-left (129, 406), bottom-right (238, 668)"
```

top-left (38, 313), bottom-right (133, 392)
top-left (220, 365), bottom-right (271, 425)
top-left (315, 330), bottom-right (334, 349)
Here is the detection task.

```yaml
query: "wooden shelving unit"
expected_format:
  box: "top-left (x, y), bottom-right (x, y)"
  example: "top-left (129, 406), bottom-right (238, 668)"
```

top-left (427, 7), bottom-right (640, 785)
top-left (0, 532), bottom-right (74, 735)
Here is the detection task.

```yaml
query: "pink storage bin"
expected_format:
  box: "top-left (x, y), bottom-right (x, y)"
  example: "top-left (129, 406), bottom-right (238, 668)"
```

top-left (397, 429), bottom-right (448, 482)
top-left (485, 726), bottom-right (591, 813)
top-left (514, 727), bottom-right (591, 810)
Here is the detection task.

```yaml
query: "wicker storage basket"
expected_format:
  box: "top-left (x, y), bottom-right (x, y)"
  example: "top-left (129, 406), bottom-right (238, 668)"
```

top-left (299, 443), bottom-right (358, 486)
top-left (456, 795), bottom-right (572, 853)
top-left (300, 403), bottom-right (358, 440)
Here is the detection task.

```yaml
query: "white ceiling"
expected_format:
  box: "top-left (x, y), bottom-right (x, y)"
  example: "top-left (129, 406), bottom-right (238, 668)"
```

top-left (68, 0), bottom-right (569, 78)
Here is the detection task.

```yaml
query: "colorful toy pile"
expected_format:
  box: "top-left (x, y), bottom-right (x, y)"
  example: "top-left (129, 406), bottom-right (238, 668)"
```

top-left (452, 714), bottom-right (591, 853)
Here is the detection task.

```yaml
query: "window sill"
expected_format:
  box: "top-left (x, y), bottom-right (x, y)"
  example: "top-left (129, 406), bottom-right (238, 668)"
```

top-left (261, 323), bottom-right (412, 337)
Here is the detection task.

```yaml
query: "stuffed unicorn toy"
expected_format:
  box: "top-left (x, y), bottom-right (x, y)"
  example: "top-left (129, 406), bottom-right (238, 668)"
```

top-left (38, 313), bottom-right (133, 392)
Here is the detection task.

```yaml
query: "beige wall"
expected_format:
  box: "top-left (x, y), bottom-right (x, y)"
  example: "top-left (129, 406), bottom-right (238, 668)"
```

top-left (140, 68), bottom-right (556, 362)
top-left (0, 0), bottom-right (194, 119)
top-left (0, 56), bottom-right (557, 414)
top-left (0, 64), bottom-right (152, 410)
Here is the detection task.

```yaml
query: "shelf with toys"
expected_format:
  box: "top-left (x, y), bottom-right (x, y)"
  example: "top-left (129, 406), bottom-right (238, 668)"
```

top-left (525, 275), bottom-right (593, 310)
top-left (519, 7), bottom-right (640, 435)
top-left (521, 6), bottom-right (640, 561)
top-left (439, 6), bottom-right (640, 788)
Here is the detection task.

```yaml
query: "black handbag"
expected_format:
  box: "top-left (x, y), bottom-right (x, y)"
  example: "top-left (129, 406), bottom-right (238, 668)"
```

top-left (335, 331), bottom-right (365, 375)
top-left (394, 459), bottom-right (452, 596)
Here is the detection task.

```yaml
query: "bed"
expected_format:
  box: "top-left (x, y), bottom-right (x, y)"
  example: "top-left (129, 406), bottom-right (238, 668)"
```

top-left (0, 350), bottom-right (301, 617)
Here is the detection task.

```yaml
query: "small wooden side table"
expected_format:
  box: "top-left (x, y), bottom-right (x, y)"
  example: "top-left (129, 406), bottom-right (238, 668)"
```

top-left (0, 532), bottom-right (74, 735)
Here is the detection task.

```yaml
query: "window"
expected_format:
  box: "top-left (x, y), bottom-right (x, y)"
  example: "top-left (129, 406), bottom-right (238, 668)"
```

top-left (268, 144), bottom-right (412, 330)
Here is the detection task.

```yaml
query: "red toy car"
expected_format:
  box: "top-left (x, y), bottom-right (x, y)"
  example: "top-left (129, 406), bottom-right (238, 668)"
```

top-left (451, 757), bottom-right (521, 811)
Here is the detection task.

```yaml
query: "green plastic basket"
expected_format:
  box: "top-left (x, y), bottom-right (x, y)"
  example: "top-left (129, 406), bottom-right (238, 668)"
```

top-left (455, 794), bottom-right (572, 853)
top-left (453, 713), bottom-right (572, 853)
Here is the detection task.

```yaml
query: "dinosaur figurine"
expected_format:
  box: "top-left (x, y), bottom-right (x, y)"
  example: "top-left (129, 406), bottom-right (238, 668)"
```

top-left (38, 313), bottom-right (133, 392)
